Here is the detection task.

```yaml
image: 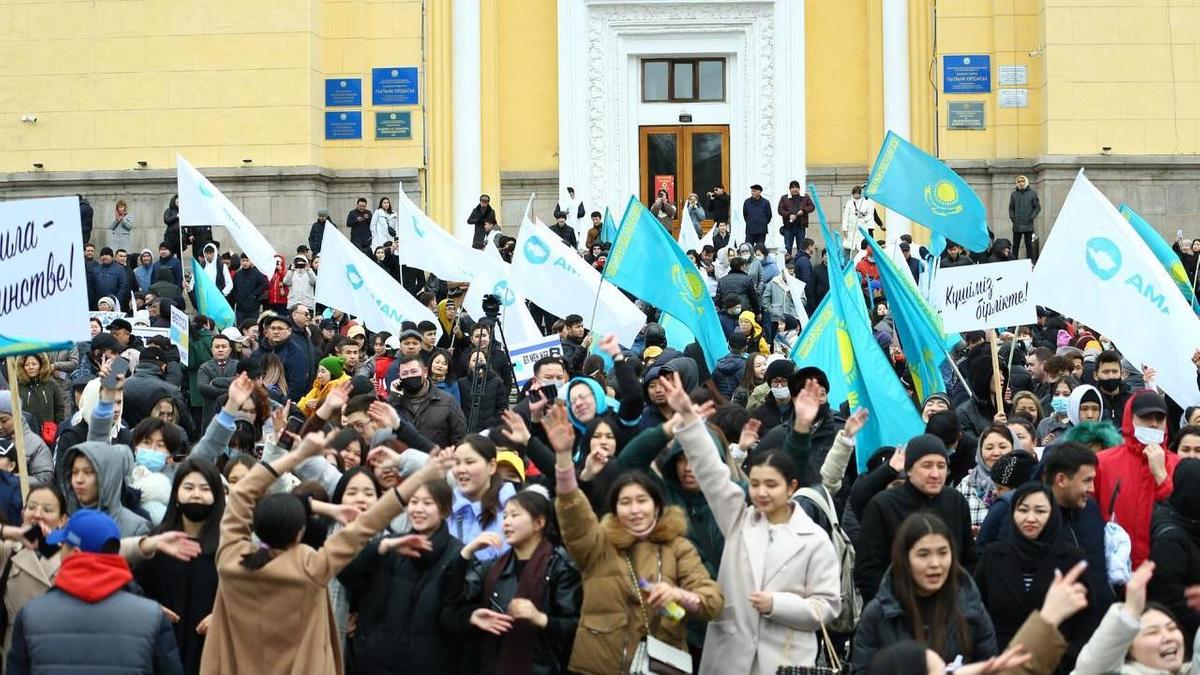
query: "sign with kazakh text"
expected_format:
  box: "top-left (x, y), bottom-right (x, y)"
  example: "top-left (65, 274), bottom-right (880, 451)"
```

top-left (932, 259), bottom-right (1036, 332)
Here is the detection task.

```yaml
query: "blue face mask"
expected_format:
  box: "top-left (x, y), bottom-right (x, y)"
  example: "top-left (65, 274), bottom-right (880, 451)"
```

top-left (1050, 396), bottom-right (1070, 415)
top-left (135, 448), bottom-right (167, 473)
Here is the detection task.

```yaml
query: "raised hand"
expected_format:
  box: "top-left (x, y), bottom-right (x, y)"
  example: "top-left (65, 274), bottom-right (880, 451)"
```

top-left (150, 531), bottom-right (202, 562)
top-left (368, 400), bottom-right (400, 433)
top-left (956, 645), bottom-right (1031, 675)
top-left (295, 432), bottom-right (329, 459)
top-left (366, 445), bottom-right (403, 469)
top-left (738, 418), bottom-right (762, 448)
top-left (318, 380), bottom-right (354, 418)
top-left (1125, 560), bottom-right (1155, 617)
top-left (312, 501), bottom-right (362, 526)
top-left (659, 372), bottom-right (695, 418)
top-left (887, 446), bottom-right (906, 473)
top-left (599, 334), bottom-right (620, 357)
top-left (498, 410), bottom-right (531, 446)
top-left (580, 446), bottom-right (611, 481)
top-left (543, 403), bottom-right (576, 456)
top-left (416, 447), bottom-right (454, 480)
top-left (844, 408), bottom-right (869, 438)
top-left (1040, 561), bottom-right (1089, 627)
top-left (792, 379), bottom-right (821, 433)
top-left (224, 373), bottom-right (255, 413)
top-left (695, 400), bottom-right (717, 419)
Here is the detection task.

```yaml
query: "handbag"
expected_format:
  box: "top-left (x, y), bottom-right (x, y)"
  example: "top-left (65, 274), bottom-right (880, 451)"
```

top-left (625, 552), bottom-right (693, 675)
top-left (775, 602), bottom-right (843, 675)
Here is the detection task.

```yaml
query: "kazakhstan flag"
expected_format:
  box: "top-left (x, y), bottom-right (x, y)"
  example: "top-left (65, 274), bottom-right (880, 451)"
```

top-left (600, 206), bottom-right (620, 245)
top-left (1119, 204), bottom-right (1200, 315)
top-left (862, 232), bottom-right (952, 401)
top-left (604, 197), bottom-right (729, 370)
top-left (865, 131), bottom-right (990, 253)
top-left (808, 187), bottom-right (926, 469)
top-left (191, 258), bottom-right (236, 330)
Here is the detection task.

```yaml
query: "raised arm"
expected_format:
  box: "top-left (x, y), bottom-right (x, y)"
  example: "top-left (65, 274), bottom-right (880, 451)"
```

top-left (820, 409), bottom-right (868, 494)
top-left (548, 402), bottom-right (606, 571)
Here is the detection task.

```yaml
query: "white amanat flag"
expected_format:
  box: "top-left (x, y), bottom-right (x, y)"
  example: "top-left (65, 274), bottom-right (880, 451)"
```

top-left (176, 154), bottom-right (276, 273)
top-left (559, 184), bottom-right (585, 250)
top-left (678, 205), bottom-right (702, 253)
top-left (393, 188), bottom-right (483, 283)
top-left (317, 225), bottom-right (438, 335)
top-left (462, 239), bottom-right (542, 346)
top-left (1031, 170), bottom-right (1200, 406)
top-left (784, 274), bottom-right (811, 328)
top-left (510, 216), bottom-right (644, 345)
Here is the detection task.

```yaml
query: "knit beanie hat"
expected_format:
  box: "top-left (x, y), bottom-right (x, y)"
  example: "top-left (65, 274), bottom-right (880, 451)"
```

top-left (904, 434), bottom-right (949, 471)
top-left (319, 356), bottom-right (345, 380)
top-left (991, 452), bottom-right (1038, 488)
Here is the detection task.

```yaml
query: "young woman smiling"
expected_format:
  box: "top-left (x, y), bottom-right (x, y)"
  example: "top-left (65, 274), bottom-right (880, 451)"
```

top-left (851, 513), bottom-right (997, 673)
top-left (451, 435), bottom-right (517, 561)
top-left (443, 490), bottom-right (582, 675)
top-left (547, 400), bottom-right (722, 675)
top-left (661, 372), bottom-right (840, 674)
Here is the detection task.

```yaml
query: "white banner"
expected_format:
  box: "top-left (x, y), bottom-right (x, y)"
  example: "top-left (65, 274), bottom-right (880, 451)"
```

top-left (176, 154), bottom-right (276, 273)
top-left (510, 217), bottom-right (644, 345)
top-left (462, 240), bottom-right (542, 346)
top-left (316, 226), bottom-right (438, 335)
top-left (393, 188), bottom-right (482, 282)
top-left (933, 259), bottom-right (1036, 332)
top-left (678, 206), bottom-right (702, 253)
top-left (170, 304), bottom-right (190, 367)
top-left (0, 196), bottom-right (90, 356)
top-left (784, 275), bottom-right (811, 328)
top-left (508, 335), bottom-right (564, 389)
top-left (1032, 170), bottom-right (1200, 406)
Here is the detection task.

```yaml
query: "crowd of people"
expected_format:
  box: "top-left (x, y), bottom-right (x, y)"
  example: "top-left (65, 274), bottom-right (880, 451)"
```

top-left (1, 184), bottom-right (1199, 675)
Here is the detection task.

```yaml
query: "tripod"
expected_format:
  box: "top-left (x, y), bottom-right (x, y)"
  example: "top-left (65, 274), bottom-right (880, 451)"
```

top-left (466, 295), bottom-right (520, 431)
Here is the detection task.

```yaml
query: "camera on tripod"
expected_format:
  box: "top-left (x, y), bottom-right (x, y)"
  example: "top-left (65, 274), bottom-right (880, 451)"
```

top-left (481, 293), bottom-right (501, 318)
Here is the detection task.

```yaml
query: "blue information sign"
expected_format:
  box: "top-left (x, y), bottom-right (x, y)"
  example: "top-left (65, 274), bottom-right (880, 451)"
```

top-left (325, 111), bottom-right (362, 140)
top-left (375, 111), bottom-right (412, 140)
top-left (943, 55), bottom-right (991, 94)
top-left (324, 78), bottom-right (362, 107)
top-left (372, 67), bottom-right (419, 105)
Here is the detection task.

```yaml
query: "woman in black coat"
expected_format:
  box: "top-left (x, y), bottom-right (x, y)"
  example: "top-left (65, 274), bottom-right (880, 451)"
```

top-left (457, 349), bottom-right (508, 433)
top-left (339, 478), bottom-right (464, 675)
top-left (1149, 458), bottom-right (1200, 642)
top-left (442, 490), bottom-right (581, 675)
top-left (974, 483), bottom-right (1086, 662)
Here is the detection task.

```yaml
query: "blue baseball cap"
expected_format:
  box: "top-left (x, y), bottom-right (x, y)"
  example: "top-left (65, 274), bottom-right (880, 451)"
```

top-left (46, 509), bottom-right (120, 553)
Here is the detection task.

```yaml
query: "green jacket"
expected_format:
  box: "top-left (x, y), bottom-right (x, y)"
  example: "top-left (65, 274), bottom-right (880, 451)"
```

top-left (188, 328), bottom-right (215, 403)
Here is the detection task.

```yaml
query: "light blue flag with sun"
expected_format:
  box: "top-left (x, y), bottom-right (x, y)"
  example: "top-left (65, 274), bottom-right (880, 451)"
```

top-left (810, 188), bottom-right (926, 470)
top-left (861, 232), bottom-right (953, 402)
top-left (600, 206), bottom-right (620, 245)
top-left (603, 197), bottom-right (729, 370)
top-left (864, 131), bottom-right (990, 253)
top-left (789, 265), bottom-right (859, 408)
top-left (1119, 204), bottom-right (1200, 315)
top-left (191, 258), bottom-right (236, 330)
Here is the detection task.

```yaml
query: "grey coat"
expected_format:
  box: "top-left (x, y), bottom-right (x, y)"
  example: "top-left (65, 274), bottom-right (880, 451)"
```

top-left (1008, 186), bottom-right (1041, 232)
top-left (109, 212), bottom-right (135, 253)
top-left (55, 440), bottom-right (150, 538)
top-left (196, 358), bottom-right (239, 427)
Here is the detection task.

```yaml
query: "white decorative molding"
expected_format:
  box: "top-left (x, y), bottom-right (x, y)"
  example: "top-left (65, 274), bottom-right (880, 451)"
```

top-left (559, 0), bottom-right (802, 213)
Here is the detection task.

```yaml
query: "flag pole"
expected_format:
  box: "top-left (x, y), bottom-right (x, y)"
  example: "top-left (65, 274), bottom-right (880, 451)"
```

top-left (987, 329), bottom-right (1005, 413)
top-left (4, 359), bottom-right (32, 500)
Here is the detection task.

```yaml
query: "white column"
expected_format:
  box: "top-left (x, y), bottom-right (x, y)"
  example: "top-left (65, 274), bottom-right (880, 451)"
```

top-left (882, 0), bottom-right (912, 241)
top-left (775, 0), bottom-right (806, 194)
top-left (557, 0), bottom-right (589, 210)
top-left (452, 0), bottom-right (482, 240)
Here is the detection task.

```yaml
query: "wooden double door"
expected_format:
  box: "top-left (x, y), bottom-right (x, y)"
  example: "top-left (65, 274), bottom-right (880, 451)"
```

top-left (638, 124), bottom-right (730, 236)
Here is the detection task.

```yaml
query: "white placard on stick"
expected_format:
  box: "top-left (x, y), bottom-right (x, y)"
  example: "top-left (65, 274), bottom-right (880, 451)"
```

top-left (932, 259), bottom-right (1036, 332)
top-left (0, 196), bottom-right (90, 357)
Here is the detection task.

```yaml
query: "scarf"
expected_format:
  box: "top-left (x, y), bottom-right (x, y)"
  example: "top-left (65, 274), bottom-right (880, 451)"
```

top-left (483, 538), bottom-right (555, 675)
top-left (1008, 484), bottom-right (1063, 573)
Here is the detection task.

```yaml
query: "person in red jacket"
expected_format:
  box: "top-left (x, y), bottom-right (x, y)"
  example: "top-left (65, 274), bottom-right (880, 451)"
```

top-left (266, 254), bottom-right (290, 315)
top-left (1095, 389), bottom-right (1181, 567)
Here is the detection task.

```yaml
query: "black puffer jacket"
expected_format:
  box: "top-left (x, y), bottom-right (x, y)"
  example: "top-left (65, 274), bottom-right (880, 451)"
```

top-left (851, 571), bottom-right (996, 674)
top-left (339, 523), bottom-right (464, 675)
top-left (715, 269), bottom-right (759, 315)
top-left (457, 369), bottom-right (508, 432)
top-left (441, 544), bottom-right (581, 675)
top-left (1149, 496), bottom-right (1200, 641)
top-left (388, 383), bottom-right (468, 448)
top-left (122, 362), bottom-right (189, 429)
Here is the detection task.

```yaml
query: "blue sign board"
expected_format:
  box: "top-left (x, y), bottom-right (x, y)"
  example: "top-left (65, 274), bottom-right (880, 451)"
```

top-left (324, 111), bottom-right (362, 140)
top-left (372, 67), bottom-right (419, 105)
top-left (324, 78), bottom-right (362, 107)
top-left (943, 55), bottom-right (991, 94)
top-left (375, 111), bottom-right (412, 140)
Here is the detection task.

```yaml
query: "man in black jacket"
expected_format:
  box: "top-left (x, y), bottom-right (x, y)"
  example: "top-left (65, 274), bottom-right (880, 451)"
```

top-left (8, 510), bottom-right (183, 675)
top-left (549, 213), bottom-right (577, 250)
top-left (253, 314), bottom-right (313, 404)
top-left (468, 194), bottom-right (498, 249)
top-left (387, 354), bottom-right (467, 447)
top-left (776, 180), bottom-right (815, 258)
top-left (347, 197), bottom-right (373, 254)
top-left (715, 256), bottom-right (760, 317)
top-left (77, 194), bottom-right (94, 245)
top-left (230, 254), bottom-right (267, 325)
top-left (308, 209), bottom-right (330, 254)
top-left (742, 184), bottom-right (772, 247)
top-left (853, 434), bottom-right (976, 603)
top-left (705, 184), bottom-right (731, 224)
top-left (808, 248), bottom-right (830, 315)
top-left (121, 346), bottom-right (191, 430)
top-left (559, 315), bottom-right (588, 374)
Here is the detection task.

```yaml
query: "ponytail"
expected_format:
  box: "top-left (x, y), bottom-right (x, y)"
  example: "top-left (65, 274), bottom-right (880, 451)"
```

top-left (239, 493), bottom-right (306, 570)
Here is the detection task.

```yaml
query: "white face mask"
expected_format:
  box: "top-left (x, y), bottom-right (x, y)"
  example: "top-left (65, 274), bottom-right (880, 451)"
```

top-left (770, 385), bottom-right (790, 401)
top-left (1133, 425), bottom-right (1165, 446)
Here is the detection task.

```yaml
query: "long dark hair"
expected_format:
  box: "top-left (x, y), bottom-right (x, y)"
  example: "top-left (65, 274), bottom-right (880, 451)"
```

top-left (456, 435), bottom-right (504, 528)
top-left (331, 466), bottom-right (381, 505)
top-left (889, 513), bottom-right (971, 658)
top-left (605, 471), bottom-right (665, 519)
top-left (156, 459), bottom-right (225, 554)
top-left (327, 428), bottom-right (367, 471)
top-left (239, 494), bottom-right (306, 570)
top-left (509, 489), bottom-right (559, 545)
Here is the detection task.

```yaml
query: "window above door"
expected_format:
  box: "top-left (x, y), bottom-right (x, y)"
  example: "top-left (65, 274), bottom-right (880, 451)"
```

top-left (641, 58), bottom-right (726, 103)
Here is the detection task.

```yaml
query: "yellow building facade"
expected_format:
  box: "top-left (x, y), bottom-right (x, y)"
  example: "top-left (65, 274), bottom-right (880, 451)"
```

top-left (3, 0), bottom-right (1200, 250)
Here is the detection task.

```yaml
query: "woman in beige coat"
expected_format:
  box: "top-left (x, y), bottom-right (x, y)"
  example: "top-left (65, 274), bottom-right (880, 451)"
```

top-left (662, 373), bottom-right (840, 674)
top-left (199, 434), bottom-right (451, 675)
top-left (547, 402), bottom-right (723, 675)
